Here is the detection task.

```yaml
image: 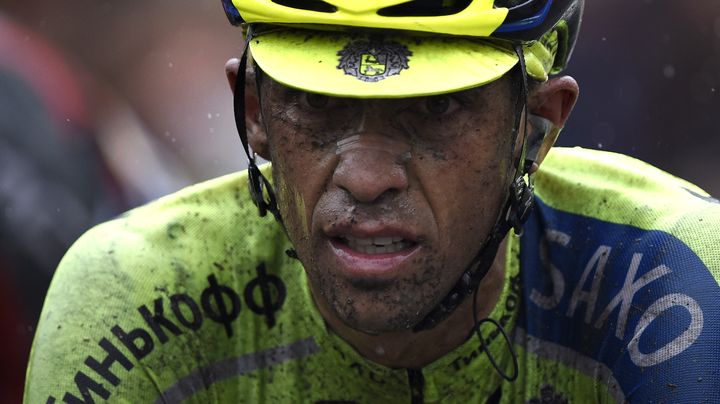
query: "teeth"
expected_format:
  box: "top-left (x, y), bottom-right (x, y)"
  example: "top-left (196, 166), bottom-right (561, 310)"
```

top-left (347, 236), bottom-right (373, 246)
top-left (343, 236), bottom-right (412, 254)
top-left (374, 237), bottom-right (393, 246)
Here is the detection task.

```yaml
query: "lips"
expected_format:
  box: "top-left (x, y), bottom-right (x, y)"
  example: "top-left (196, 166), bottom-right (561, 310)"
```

top-left (324, 222), bottom-right (421, 281)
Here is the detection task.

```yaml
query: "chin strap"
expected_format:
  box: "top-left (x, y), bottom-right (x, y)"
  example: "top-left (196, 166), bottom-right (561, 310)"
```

top-left (412, 43), bottom-right (554, 383)
top-left (233, 28), bottom-right (284, 226)
top-left (412, 44), bottom-right (538, 333)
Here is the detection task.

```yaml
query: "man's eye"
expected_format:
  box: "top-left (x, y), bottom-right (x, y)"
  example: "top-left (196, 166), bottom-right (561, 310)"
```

top-left (422, 95), bottom-right (459, 115)
top-left (301, 92), bottom-right (330, 109)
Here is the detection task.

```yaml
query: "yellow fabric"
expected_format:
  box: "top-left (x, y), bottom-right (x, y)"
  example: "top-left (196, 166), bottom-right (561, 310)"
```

top-left (250, 28), bottom-right (551, 98)
top-left (537, 147), bottom-right (720, 286)
top-left (25, 149), bottom-right (720, 403)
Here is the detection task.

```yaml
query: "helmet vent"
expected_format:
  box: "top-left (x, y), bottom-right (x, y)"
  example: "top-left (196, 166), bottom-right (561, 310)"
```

top-left (377, 0), bottom-right (472, 17)
top-left (271, 0), bottom-right (337, 13)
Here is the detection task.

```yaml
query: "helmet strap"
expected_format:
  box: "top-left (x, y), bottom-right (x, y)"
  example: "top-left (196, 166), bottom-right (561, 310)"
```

top-left (233, 29), bottom-right (284, 226)
top-left (413, 44), bottom-right (534, 332)
top-left (412, 44), bottom-right (545, 382)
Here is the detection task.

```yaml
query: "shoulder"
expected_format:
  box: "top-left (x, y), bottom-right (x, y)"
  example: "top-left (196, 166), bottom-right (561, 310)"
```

top-left (518, 148), bottom-right (720, 402)
top-left (536, 147), bottom-right (720, 275)
top-left (25, 168), bottom-right (310, 403)
top-left (34, 169), bottom-right (284, 307)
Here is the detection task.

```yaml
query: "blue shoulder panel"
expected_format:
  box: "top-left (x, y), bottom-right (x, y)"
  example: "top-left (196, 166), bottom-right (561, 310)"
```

top-left (519, 198), bottom-right (719, 403)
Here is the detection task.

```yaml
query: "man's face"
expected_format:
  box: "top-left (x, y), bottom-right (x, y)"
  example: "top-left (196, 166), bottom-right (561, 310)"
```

top-left (258, 76), bottom-right (517, 333)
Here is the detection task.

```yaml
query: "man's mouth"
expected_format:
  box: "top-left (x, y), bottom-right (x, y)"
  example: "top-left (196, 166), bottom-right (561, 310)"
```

top-left (339, 235), bottom-right (415, 255)
top-left (328, 234), bottom-right (419, 281)
top-left (322, 221), bottom-right (422, 279)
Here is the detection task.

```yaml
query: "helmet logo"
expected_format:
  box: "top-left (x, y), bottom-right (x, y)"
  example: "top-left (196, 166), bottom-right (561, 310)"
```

top-left (337, 39), bottom-right (412, 82)
top-left (360, 53), bottom-right (386, 77)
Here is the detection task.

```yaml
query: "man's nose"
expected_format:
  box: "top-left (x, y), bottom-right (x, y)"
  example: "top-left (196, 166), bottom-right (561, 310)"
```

top-left (332, 146), bottom-right (409, 203)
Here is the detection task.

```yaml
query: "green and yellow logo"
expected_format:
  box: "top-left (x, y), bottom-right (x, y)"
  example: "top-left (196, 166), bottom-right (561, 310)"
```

top-left (337, 39), bottom-right (412, 83)
top-left (359, 53), bottom-right (386, 77)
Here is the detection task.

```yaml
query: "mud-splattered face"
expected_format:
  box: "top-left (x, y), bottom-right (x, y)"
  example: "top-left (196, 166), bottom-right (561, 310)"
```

top-left (259, 76), bottom-right (517, 334)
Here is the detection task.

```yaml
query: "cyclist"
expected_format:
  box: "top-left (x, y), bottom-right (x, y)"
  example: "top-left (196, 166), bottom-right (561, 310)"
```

top-left (26, 1), bottom-right (719, 403)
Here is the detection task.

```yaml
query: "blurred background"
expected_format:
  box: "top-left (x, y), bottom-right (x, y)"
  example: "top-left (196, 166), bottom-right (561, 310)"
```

top-left (0, 0), bottom-right (718, 401)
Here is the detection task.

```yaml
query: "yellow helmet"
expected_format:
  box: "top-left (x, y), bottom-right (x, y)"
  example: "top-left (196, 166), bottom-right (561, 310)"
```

top-left (221, 0), bottom-right (583, 97)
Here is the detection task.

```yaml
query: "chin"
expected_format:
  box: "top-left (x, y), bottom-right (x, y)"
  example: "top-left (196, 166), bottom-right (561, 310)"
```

top-left (303, 246), bottom-right (454, 335)
top-left (331, 297), bottom-right (428, 334)
top-left (342, 316), bottom-right (414, 335)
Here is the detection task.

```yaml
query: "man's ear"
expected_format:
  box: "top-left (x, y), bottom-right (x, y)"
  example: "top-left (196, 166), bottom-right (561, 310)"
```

top-left (526, 76), bottom-right (579, 172)
top-left (225, 58), bottom-right (271, 160)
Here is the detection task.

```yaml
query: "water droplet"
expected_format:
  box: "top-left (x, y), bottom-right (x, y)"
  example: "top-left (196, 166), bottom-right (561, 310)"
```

top-left (662, 65), bottom-right (675, 79)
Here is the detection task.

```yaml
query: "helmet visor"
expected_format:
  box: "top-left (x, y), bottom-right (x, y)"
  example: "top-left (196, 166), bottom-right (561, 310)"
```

top-left (249, 27), bottom-right (527, 98)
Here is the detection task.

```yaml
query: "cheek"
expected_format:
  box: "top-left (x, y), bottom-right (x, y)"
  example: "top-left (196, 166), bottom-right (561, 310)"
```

top-left (268, 128), bottom-right (336, 247)
top-left (419, 116), bottom-right (514, 253)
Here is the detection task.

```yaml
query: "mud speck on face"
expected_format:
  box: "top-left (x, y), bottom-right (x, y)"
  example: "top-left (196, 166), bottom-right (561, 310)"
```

top-left (431, 149), bottom-right (447, 161)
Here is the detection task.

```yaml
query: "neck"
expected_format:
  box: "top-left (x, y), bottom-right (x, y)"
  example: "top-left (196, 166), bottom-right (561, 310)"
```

top-left (318, 236), bottom-right (509, 369)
